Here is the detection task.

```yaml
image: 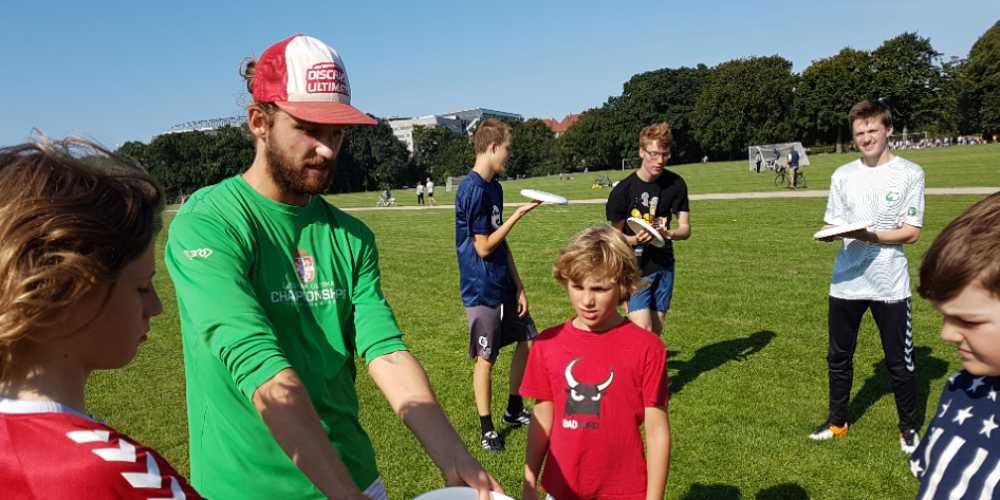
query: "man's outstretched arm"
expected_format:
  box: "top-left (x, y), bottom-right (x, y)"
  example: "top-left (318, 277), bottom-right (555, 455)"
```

top-left (253, 368), bottom-right (370, 500)
top-left (368, 351), bottom-right (504, 500)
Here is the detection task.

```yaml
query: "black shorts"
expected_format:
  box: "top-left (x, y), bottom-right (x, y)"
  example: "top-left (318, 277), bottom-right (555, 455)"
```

top-left (465, 301), bottom-right (539, 360)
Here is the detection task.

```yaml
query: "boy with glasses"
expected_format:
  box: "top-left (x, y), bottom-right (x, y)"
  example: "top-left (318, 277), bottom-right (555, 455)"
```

top-left (607, 123), bottom-right (691, 335)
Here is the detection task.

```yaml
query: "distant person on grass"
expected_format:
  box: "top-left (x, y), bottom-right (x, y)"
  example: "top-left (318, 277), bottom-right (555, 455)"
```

top-left (755, 149), bottom-right (763, 173)
top-left (427, 177), bottom-right (437, 205)
top-left (455, 118), bottom-right (541, 453)
top-left (910, 192), bottom-right (1000, 499)
top-left (165, 35), bottom-right (500, 500)
top-left (787, 145), bottom-right (800, 188)
top-left (417, 180), bottom-right (425, 205)
top-left (811, 100), bottom-right (925, 454)
top-left (0, 137), bottom-right (204, 499)
top-left (521, 226), bottom-right (671, 500)
top-left (607, 123), bottom-right (691, 335)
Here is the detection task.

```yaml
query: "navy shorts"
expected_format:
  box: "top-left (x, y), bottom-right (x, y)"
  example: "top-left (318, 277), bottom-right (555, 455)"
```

top-left (626, 266), bottom-right (675, 313)
top-left (465, 301), bottom-right (539, 360)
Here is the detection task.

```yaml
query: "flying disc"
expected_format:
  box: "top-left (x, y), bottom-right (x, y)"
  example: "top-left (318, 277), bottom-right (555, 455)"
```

top-left (813, 220), bottom-right (874, 239)
top-left (627, 217), bottom-right (665, 248)
top-left (520, 188), bottom-right (568, 205)
top-left (413, 487), bottom-right (515, 500)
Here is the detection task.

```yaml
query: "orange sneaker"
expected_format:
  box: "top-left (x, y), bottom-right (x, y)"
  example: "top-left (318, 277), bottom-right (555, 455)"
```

top-left (809, 422), bottom-right (849, 440)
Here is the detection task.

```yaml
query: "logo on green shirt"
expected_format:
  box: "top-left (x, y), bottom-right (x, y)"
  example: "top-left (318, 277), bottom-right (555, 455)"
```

top-left (294, 249), bottom-right (316, 283)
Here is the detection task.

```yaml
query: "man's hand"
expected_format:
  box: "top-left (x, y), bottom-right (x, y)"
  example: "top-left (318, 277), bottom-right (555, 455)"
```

top-left (633, 230), bottom-right (654, 245)
top-left (517, 286), bottom-right (530, 318)
top-left (815, 225), bottom-right (872, 243)
top-left (441, 454), bottom-right (505, 500)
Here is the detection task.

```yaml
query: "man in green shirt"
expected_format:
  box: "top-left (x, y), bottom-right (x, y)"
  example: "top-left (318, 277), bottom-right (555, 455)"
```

top-left (165, 34), bottom-right (501, 500)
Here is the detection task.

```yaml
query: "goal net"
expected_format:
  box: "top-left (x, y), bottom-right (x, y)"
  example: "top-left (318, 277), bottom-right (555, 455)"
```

top-left (446, 175), bottom-right (466, 192)
top-left (747, 142), bottom-right (809, 172)
top-left (621, 157), bottom-right (641, 171)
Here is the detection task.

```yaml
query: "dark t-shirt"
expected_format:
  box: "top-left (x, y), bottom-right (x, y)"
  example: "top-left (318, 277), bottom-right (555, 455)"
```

top-left (455, 172), bottom-right (515, 307)
top-left (789, 150), bottom-right (800, 167)
top-left (606, 170), bottom-right (690, 276)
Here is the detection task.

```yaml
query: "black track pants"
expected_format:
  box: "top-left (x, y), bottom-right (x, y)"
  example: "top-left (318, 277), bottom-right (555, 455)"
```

top-left (826, 296), bottom-right (917, 432)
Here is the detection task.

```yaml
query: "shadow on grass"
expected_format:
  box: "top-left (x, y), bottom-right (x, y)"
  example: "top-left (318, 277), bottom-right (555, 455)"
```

top-left (678, 483), bottom-right (809, 500)
top-left (847, 346), bottom-right (950, 429)
top-left (668, 331), bottom-right (776, 397)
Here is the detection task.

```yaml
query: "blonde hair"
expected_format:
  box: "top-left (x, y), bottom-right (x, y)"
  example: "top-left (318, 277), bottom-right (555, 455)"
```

top-left (553, 226), bottom-right (644, 300)
top-left (0, 136), bottom-right (165, 375)
top-left (240, 55), bottom-right (281, 128)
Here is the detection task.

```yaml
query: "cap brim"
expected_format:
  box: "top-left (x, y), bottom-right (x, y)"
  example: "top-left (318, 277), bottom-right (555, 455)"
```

top-left (275, 101), bottom-right (378, 126)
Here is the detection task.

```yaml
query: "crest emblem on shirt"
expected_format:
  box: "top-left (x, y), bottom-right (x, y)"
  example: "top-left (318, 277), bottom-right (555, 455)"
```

top-left (294, 249), bottom-right (316, 283)
top-left (885, 190), bottom-right (901, 203)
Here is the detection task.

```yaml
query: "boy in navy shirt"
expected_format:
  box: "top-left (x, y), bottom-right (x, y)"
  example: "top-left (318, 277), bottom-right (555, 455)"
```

top-left (455, 118), bottom-right (541, 452)
top-left (910, 193), bottom-right (1000, 499)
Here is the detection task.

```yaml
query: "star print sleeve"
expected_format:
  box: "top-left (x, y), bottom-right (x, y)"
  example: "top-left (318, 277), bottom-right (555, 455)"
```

top-left (166, 212), bottom-right (292, 401)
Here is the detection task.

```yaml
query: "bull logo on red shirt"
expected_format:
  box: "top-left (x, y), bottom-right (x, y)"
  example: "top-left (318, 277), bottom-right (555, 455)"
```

top-left (294, 249), bottom-right (316, 283)
top-left (564, 357), bottom-right (614, 417)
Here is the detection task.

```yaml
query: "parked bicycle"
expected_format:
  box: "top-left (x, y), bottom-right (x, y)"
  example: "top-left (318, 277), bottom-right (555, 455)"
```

top-left (774, 166), bottom-right (806, 189)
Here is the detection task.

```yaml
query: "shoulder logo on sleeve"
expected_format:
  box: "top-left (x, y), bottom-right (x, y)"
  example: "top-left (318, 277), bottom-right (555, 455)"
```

top-left (183, 248), bottom-right (213, 260)
top-left (294, 249), bottom-right (316, 283)
top-left (491, 205), bottom-right (501, 229)
top-left (908, 207), bottom-right (917, 217)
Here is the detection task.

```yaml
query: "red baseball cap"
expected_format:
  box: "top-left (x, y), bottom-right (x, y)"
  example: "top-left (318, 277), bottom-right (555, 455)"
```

top-left (253, 34), bottom-right (377, 126)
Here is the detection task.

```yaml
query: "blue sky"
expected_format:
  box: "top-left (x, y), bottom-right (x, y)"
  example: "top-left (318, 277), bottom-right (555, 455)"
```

top-left (3, 1), bottom-right (997, 148)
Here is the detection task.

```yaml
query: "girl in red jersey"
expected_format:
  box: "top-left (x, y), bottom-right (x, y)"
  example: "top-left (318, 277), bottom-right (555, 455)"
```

top-left (0, 136), bottom-right (204, 499)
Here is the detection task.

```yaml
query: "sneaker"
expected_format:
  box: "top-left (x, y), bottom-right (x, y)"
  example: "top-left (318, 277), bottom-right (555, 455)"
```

top-left (900, 429), bottom-right (920, 453)
top-left (809, 421), bottom-right (849, 440)
top-left (502, 408), bottom-right (531, 427)
top-left (481, 431), bottom-right (505, 453)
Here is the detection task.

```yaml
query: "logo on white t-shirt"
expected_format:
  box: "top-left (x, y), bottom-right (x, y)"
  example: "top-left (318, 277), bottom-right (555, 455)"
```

top-left (294, 249), bottom-right (316, 283)
top-left (884, 190), bottom-right (901, 203)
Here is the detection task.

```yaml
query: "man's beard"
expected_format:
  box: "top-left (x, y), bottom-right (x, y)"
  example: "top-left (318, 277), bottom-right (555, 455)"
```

top-left (266, 141), bottom-right (337, 197)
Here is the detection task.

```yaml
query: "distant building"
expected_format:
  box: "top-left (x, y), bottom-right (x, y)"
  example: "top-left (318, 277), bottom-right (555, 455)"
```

top-left (163, 116), bottom-right (247, 135)
top-left (542, 113), bottom-right (581, 138)
top-left (387, 108), bottom-right (523, 152)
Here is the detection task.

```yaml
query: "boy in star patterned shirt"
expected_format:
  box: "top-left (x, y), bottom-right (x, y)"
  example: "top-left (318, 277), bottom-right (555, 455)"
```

top-left (909, 193), bottom-right (1000, 499)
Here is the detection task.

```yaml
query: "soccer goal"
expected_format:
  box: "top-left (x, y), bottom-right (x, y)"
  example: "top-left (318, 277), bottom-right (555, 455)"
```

top-left (747, 142), bottom-right (810, 172)
top-left (621, 157), bottom-right (641, 171)
top-left (446, 175), bottom-right (466, 192)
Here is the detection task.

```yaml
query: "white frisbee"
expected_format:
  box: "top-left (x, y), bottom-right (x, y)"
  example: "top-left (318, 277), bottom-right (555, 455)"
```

top-left (627, 217), bottom-right (665, 248)
top-left (520, 188), bottom-right (568, 205)
top-left (413, 487), bottom-right (515, 500)
top-left (813, 220), bottom-right (874, 239)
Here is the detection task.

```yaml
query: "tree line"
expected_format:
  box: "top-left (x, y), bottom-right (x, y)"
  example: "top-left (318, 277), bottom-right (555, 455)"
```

top-left (119, 23), bottom-right (1000, 198)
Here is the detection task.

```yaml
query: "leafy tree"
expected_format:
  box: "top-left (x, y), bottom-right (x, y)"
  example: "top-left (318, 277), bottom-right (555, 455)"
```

top-left (957, 21), bottom-right (1000, 135)
top-left (412, 125), bottom-right (475, 181)
top-left (334, 120), bottom-right (413, 193)
top-left (691, 56), bottom-right (798, 158)
top-left (507, 118), bottom-right (557, 177)
top-left (870, 33), bottom-right (944, 133)
top-left (557, 107), bottom-right (617, 171)
top-left (795, 48), bottom-right (875, 149)
top-left (605, 65), bottom-right (714, 164)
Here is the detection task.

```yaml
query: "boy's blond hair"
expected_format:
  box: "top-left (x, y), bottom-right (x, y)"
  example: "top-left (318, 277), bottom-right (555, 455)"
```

top-left (918, 193), bottom-right (1000, 301)
top-left (473, 118), bottom-right (513, 155)
top-left (553, 226), bottom-right (644, 300)
top-left (639, 123), bottom-right (673, 150)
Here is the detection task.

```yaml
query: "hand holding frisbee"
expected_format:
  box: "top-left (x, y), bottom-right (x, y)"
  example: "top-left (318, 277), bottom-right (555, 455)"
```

top-left (520, 189), bottom-right (568, 205)
top-left (414, 487), bottom-right (515, 500)
top-left (813, 220), bottom-right (874, 241)
top-left (627, 217), bottom-right (665, 247)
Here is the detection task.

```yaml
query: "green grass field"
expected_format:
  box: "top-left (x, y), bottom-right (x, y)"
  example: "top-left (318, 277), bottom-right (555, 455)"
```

top-left (317, 144), bottom-right (999, 209)
top-left (88, 145), bottom-right (999, 499)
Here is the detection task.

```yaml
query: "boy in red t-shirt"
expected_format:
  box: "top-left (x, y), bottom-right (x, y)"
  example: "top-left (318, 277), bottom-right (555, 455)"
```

top-left (521, 226), bottom-right (671, 500)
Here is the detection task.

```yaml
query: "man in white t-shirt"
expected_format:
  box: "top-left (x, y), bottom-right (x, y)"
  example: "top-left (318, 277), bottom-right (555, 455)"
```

top-left (426, 177), bottom-right (436, 205)
top-left (810, 100), bottom-right (925, 454)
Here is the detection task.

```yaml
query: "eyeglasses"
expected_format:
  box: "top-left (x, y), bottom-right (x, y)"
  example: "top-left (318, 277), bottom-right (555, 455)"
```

top-left (642, 148), bottom-right (671, 160)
